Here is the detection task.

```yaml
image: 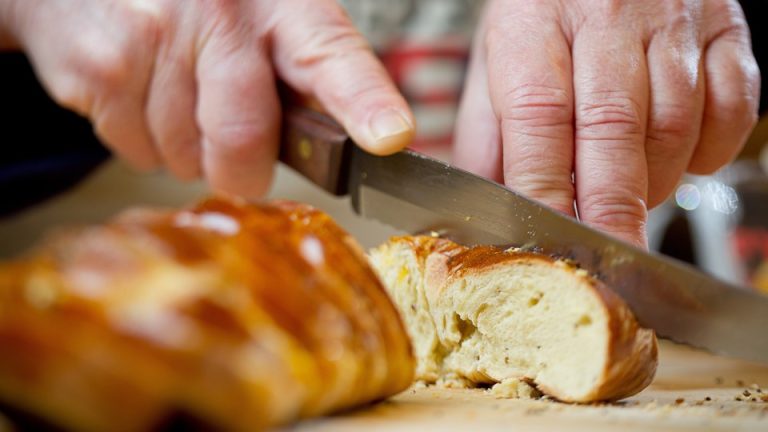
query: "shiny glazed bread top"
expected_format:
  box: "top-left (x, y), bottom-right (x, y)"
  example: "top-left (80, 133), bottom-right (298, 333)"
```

top-left (0, 197), bottom-right (414, 431)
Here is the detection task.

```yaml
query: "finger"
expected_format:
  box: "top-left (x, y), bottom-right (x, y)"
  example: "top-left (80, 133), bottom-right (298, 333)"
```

top-left (484, 4), bottom-right (575, 216)
top-left (644, 21), bottom-right (705, 208)
top-left (196, 27), bottom-right (280, 198)
top-left (689, 11), bottom-right (760, 174)
top-left (453, 28), bottom-right (502, 183)
top-left (146, 39), bottom-right (202, 180)
top-left (271, 0), bottom-right (414, 155)
top-left (573, 29), bottom-right (650, 248)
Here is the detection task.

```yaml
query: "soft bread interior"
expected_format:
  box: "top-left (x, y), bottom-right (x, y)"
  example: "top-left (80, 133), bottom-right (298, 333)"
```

top-left (370, 236), bottom-right (657, 402)
top-left (427, 256), bottom-right (609, 401)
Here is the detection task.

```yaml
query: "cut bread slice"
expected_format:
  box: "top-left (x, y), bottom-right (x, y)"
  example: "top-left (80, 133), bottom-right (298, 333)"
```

top-left (370, 235), bottom-right (658, 402)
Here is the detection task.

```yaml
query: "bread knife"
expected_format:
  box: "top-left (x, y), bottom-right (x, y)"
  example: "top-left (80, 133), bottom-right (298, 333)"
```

top-left (279, 105), bottom-right (768, 364)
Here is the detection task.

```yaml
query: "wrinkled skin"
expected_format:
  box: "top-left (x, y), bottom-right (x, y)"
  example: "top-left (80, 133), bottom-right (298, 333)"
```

top-left (0, 0), bottom-right (760, 248)
top-left (454, 0), bottom-right (760, 247)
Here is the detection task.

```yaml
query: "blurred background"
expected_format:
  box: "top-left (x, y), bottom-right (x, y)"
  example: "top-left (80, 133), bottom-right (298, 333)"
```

top-left (1, 0), bottom-right (767, 293)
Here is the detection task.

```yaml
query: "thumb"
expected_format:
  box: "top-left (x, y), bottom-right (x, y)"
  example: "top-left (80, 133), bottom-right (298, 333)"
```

top-left (270, 0), bottom-right (415, 155)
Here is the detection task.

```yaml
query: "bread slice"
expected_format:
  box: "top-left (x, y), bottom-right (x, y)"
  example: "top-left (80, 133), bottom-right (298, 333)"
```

top-left (370, 235), bottom-right (658, 402)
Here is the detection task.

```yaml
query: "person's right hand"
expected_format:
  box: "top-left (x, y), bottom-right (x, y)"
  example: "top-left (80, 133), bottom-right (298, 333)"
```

top-left (0, 0), bottom-right (415, 197)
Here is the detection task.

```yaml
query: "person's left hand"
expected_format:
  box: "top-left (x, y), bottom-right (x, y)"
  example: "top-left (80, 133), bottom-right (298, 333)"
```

top-left (454, 0), bottom-right (761, 248)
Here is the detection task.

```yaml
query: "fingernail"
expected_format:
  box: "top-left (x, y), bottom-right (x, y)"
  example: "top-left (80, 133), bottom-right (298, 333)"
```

top-left (369, 109), bottom-right (413, 149)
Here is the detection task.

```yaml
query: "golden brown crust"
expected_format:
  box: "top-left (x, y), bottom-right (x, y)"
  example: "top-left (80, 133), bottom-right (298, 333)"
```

top-left (0, 197), bottom-right (414, 431)
top-left (585, 280), bottom-right (658, 401)
top-left (382, 235), bottom-right (657, 402)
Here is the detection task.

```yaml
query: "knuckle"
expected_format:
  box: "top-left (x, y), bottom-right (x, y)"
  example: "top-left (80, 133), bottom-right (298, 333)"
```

top-left (579, 190), bottom-right (647, 235)
top-left (648, 102), bottom-right (697, 144)
top-left (205, 120), bottom-right (273, 158)
top-left (508, 172), bottom-right (575, 211)
top-left (710, 90), bottom-right (757, 129)
top-left (292, 24), bottom-right (370, 70)
top-left (576, 91), bottom-right (644, 139)
top-left (72, 37), bottom-right (132, 92)
top-left (706, 1), bottom-right (749, 41)
top-left (660, 0), bottom-right (695, 27)
top-left (274, 0), bottom-right (367, 69)
top-left (46, 74), bottom-right (92, 115)
top-left (499, 84), bottom-right (572, 133)
top-left (92, 54), bottom-right (131, 90)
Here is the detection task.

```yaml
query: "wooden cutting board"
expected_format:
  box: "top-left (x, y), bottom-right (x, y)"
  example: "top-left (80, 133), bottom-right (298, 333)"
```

top-left (281, 341), bottom-right (768, 432)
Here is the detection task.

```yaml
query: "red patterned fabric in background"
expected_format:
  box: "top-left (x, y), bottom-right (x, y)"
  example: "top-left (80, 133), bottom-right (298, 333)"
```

top-left (339, 0), bottom-right (484, 159)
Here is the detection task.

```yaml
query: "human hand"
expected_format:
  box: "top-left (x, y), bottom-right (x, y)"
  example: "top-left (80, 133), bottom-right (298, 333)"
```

top-left (1, 0), bottom-right (414, 197)
top-left (454, 0), bottom-right (760, 248)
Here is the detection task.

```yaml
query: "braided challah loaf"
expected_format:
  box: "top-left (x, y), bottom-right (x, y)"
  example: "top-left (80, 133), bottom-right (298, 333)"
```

top-left (0, 197), bottom-right (414, 431)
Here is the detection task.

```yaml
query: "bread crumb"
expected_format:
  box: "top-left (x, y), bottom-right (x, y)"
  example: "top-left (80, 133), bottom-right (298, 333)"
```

top-left (435, 373), bottom-right (473, 389)
top-left (674, 398), bottom-right (685, 405)
top-left (489, 378), bottom-right (541, 399)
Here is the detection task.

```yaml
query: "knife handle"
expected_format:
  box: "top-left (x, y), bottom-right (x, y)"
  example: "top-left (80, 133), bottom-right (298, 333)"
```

top-left (279, 105), bottom-right (352, 196)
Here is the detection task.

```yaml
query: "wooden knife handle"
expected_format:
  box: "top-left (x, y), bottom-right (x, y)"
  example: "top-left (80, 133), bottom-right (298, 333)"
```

top-left (279, 104), bottom-right (352, 196)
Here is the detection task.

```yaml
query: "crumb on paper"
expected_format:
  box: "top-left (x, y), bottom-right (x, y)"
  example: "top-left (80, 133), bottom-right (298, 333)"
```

top-left (489, 378), bottom-right (541, 399)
